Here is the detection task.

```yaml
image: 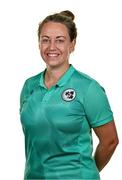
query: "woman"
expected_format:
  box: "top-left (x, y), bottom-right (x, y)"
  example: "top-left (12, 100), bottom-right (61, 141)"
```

top-left (20, 10), bottom-right (119, 179)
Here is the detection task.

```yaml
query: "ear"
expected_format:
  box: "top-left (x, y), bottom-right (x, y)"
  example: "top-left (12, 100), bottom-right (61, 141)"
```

top-left (69, 39), bottom-right (76, 53)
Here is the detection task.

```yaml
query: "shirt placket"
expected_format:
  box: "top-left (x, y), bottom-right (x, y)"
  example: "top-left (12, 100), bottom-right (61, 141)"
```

top-left (42, 86), bottom-right (57, 102)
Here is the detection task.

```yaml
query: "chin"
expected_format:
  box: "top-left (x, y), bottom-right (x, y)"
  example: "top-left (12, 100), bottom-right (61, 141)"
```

top-left (47, 63), bottom-right (60, 68)
top-left (45, 60), bottom-right (60, 66)
top-left (46, 61), bottom-right (63, 68)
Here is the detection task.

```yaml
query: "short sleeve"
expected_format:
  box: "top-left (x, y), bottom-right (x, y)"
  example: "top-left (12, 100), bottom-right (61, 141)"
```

top-left (84, 81), bottom-right (113, 128)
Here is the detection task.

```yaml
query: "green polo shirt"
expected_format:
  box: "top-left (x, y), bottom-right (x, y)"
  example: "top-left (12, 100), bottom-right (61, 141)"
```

top-left (20, 64), bottom-right (113, 179)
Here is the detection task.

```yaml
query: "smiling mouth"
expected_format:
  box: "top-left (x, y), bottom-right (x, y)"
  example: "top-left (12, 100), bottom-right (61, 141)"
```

top-left (47, 53), bottom-right (60, 57)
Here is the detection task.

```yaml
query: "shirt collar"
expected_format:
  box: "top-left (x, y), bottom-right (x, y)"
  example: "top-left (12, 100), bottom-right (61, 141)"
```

top-left (39, 64), bottom-right (75, 88)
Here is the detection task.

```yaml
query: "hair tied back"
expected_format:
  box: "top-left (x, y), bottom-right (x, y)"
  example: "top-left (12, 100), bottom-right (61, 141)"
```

top-left (59, 10), bottom-right (75, 21)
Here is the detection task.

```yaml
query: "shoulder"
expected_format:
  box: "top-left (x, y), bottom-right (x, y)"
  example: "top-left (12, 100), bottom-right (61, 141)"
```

top-left (25, 72), bottom-right (42, 86)
top-left (71, 67), bottom-right (106, 100)
top-left (75, 69), bottom-right (94, 82)
top-left (73, 68), bottom-right (102, 90)
top-left (20, 71), bottom-right (43, 98)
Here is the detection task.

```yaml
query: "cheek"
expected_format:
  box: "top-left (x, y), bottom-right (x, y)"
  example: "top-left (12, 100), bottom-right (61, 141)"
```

top-left (63, 43), bottom-right (73, 54)
top-left (62, 47), bottom-right (71, 56)
top-left (59, 44), bottom-right (70, 53)
top-left (39, 45), bottom-right (46, 56)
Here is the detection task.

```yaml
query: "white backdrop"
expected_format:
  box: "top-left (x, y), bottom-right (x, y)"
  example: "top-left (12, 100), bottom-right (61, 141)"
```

top-left (0, 0), bottom-right (122, 179)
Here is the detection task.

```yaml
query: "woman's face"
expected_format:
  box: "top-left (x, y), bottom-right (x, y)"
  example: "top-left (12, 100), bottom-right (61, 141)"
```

top-left (39, 22), bottom-right (75, 68)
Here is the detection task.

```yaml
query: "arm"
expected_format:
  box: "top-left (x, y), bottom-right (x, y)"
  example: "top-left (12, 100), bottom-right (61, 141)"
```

top-left (93, 120), bottom-right (119, 172)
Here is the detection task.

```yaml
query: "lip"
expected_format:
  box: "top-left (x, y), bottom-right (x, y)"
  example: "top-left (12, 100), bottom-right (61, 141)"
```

top-left (47, 53), bottom-right (60, 57)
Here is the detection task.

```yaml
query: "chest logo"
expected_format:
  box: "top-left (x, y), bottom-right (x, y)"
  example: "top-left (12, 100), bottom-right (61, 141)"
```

top-left (62, 89), bottom-right (76, 101)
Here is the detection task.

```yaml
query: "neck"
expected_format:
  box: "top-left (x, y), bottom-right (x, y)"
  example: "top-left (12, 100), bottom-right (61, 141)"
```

top-left (45, 63), bottom-right (70, 83)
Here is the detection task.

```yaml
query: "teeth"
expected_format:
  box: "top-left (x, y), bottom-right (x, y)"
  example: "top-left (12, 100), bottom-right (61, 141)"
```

top-left (48, 53), bottom-right (59, 57)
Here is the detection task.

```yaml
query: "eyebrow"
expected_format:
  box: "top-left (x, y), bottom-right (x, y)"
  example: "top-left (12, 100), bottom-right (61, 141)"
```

top-left (56, 36), bottom-right (66, 39)
top-left (41, 35), bottom-right (66, 39)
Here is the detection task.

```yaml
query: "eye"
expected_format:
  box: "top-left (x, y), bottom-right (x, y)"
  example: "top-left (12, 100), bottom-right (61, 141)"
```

top-left (41, 38), bottom-right (50, 44)
top-left (56, 39), bottom-right (65, 44)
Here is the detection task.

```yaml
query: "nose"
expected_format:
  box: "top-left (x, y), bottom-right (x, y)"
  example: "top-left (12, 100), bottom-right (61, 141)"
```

top-left (49, 40), bottom-right (56, 50)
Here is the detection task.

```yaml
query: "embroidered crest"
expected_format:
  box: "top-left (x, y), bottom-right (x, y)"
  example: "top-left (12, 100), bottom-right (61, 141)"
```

top-left (62, 89), bottom-right (76, 101)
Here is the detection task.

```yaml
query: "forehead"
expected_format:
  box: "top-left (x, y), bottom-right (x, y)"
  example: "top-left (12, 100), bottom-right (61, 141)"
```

top-left (40, 22), bottom-right (69, 37)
